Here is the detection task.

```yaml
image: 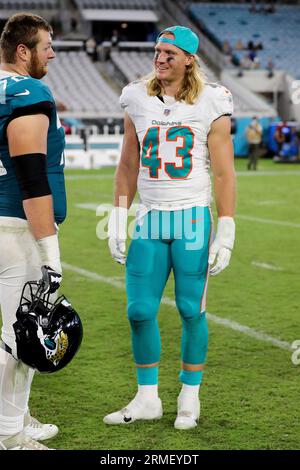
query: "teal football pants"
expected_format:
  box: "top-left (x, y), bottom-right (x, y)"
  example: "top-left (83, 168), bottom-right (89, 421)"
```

top-left (126, 206), bottom-right (212, 386)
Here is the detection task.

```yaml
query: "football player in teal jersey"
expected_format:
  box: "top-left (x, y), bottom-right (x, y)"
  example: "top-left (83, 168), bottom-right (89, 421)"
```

top-left (105, 26), bottom-right (236, 429)
top-left (0, 13), bottom-right (66, 450)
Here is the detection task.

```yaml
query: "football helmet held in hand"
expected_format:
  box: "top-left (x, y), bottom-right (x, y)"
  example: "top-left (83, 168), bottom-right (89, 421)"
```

top-left (13, 281), bottom-right (83, 373)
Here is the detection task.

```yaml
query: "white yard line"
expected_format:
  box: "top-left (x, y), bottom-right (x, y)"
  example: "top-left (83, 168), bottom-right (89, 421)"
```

top-left (62, 262), bottom-right (293, 352)
top-left (236, 214), bottom-right (300, 229)
top-left (65, 174), bottom-right (114, 181)
top-left (252, 261), bottom-right (283, 271)
top-left (236, 170), bottom-right (300, 176)
top-left (76, 203), bottom-right (100, 211)
top-left (257, 200), bottom-right (287, 206)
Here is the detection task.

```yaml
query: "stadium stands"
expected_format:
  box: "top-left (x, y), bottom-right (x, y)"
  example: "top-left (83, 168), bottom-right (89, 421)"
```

top-left (43, 51), bottom-right (120, 116)
top-left (0, 0), bottom-right (59, 8)
top-left (189, 3), bottom-right (300, 78)
top-left (74, 0), bottom-right (158, 10)
top-left (110, 50), bottom-right (153, 82)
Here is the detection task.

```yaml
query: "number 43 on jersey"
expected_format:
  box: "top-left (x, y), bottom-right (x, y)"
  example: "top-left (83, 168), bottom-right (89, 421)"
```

top-left (141, 126), bottom-right (194, 180)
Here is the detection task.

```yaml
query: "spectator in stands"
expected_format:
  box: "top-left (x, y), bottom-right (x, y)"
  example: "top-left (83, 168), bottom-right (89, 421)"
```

top-left (247, 39), bottom-right (263, 52)
top-left (247, 40), bottom-right (255, 51)
top-left (265, 0), bottom-right (276, 14)
top-left (61, 119), bottom-right (71, 135)
top-left (231, 117), bottom-right (237, 136)
top-left (240, 53), bottom-right (252, 70)
top-left (246, 116), bottom-right (263, 170)
top-left (110, 30), bottom-right (120, 49)
top-left (222, 40), bottom-right (232, 56)
top-left (266, 58), bottom-right (274, 78)
top-left (275, 121), bottom-right (290, 158)
top-left (55, 100), bottom-right (67, 112)
top-left (235, 39), bottom-right (244, 50)
top-left (289, 127), bottom-right (299, 160)
top-left (85, 36), bottom-right (97, 61)
top-left (249, 49), bottom-right (257, 62)
top-left (50, 16), bottom-right (62, 37)
top-left (252, 56), bottom-right (261, 69)
top-left (71, 17), bottom-right (78, 33)
top-left (250, 0), bottom-right (276, 14)
top-left (249, 1), bottom-right (258, 13)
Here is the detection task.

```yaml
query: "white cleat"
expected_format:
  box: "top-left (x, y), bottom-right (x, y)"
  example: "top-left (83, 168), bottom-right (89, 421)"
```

top-left (103, 395), bottom-right (163, 425)
top-left (174, 395), bottom-right (200, 430)
top-left (24, 414), bottom-right (59, 441)
top-left (0, 431), bottom-right (54, 450)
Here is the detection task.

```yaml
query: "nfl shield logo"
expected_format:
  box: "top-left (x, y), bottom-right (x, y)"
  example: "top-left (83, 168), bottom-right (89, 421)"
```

top-left (164, 109), bottom-right (171, 116)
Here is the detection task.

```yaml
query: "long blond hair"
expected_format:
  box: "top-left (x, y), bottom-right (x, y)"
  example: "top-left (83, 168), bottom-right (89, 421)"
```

top-left (145, 54), bottom-right (206, 105)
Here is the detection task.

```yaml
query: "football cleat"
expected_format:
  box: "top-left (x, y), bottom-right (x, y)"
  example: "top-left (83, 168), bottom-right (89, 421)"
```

top-left (24, 412), bottom-right (58, 441)
top-left (174, 394), bottom-right (200, 430)
top-left (103, 394), bottom-right (163, 425)
top-left (0, 431), bottom-right (54, 450)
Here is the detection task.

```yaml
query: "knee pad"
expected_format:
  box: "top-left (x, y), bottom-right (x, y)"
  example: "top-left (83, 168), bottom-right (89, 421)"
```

top-left (127, 300), bottom-right (158, 323)
top-left (176, 298), bottom-right (200, 321)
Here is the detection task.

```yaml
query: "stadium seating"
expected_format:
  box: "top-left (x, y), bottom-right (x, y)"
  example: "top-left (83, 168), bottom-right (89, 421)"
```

top-left (43, 51), bottom-right (120, 114)
top-left (74, 0), bottom-right (158, 10)
top-left (0, 0), bottom-right (59, 8)
top-left (110, 50), bottom-right (153, 83)
top-left (188, 3), bottom-right (300, 78)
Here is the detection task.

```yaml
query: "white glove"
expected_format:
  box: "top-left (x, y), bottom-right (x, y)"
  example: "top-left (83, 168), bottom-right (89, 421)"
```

top-left (108, 206), bottom-right (128, 265)
top-left (209, 217), bottom-right (235, 276)
top-left (37, 234), bottom-right (62, 293)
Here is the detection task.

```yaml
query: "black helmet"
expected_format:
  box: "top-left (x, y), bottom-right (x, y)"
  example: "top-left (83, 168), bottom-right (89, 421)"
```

top-left (13, 281), bottom-right (83, 373)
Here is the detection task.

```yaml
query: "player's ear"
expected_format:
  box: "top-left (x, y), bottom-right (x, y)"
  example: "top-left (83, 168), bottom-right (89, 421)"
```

top-left (16, 43), bottom-right (31, 63)
top-left (184, 54), bottom-right (194, 68)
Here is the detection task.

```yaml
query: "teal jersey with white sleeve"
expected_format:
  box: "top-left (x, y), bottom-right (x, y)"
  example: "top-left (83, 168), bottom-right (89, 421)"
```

top-left (0, 71), bottom-right (66, 224)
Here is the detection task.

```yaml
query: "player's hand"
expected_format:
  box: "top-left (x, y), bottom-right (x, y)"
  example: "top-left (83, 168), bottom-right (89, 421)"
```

top-left (37, 234), bottom-right (62, 292)
top-left (41, 265), bottom-right (62, 293)
top-left (209, 217), bottom-right (235, 276)
top-left (108, 206), bottom-right (128, 265)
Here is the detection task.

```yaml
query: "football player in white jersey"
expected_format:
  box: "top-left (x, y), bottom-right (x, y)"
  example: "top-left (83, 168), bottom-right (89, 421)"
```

top-left (105, 25), bottom-right (236, 430)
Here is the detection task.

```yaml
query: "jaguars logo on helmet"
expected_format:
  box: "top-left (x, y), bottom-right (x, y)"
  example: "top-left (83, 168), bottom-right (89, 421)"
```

top-left (37, 323), bottom-right (69, 366)
top-left (13, 281), bottom-right (83, 373)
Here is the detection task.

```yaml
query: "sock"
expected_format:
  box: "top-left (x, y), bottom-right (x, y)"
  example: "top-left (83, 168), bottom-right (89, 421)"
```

top-left (136, 365), bottom-right (159, 386)
top-left (180, 383), bottom-right (200, 397)
top-left (137, 384), bottom-right (158, 401)
top-left (179, 369), bottom-right (203, 386)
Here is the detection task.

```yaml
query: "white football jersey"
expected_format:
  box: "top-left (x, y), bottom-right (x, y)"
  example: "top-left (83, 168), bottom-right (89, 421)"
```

top-left (120, 80), bottom-right (233, 211)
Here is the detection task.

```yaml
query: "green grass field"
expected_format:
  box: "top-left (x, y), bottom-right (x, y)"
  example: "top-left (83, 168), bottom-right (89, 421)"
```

top-left (6, 158), bottom-right (300, 450)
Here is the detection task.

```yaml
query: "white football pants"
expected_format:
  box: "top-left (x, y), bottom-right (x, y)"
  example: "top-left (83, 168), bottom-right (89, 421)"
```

top-left (0, 217), bottom-right (42, 437)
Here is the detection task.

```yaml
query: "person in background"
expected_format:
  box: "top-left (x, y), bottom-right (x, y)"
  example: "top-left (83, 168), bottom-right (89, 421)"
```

top-left (246, 116), bottom-right (263, 170)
